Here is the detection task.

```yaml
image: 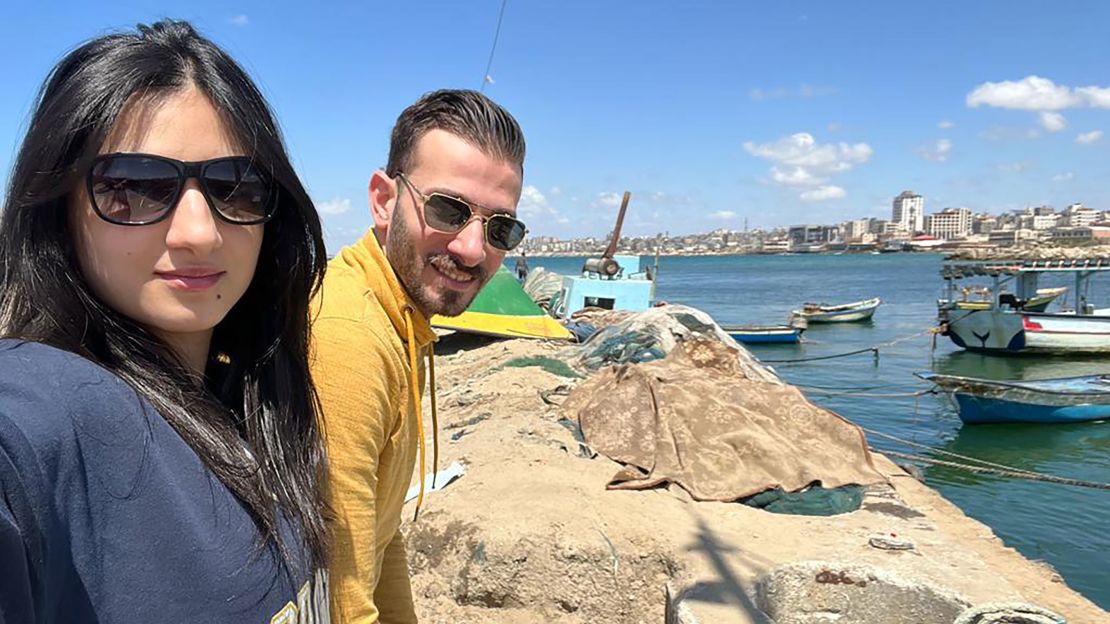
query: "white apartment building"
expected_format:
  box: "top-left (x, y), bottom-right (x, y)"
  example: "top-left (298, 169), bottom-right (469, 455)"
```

top-left (892, 191), bottom-right (924, 233)
top-left (924, 207), bottom-right (972, 240)
top-left (1064, 203), bottom-right (1099, 228)
top-left (1018, 214), bottom-right (1060, 230)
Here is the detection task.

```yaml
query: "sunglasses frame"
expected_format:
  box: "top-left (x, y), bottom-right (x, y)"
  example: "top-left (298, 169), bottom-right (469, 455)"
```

top-left (86, 152), bottom-right (277, 226)
top-left (395, 172), bottom-right (527, 252)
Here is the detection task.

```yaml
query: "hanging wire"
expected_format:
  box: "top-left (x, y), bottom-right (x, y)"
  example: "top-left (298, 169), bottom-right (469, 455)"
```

top-left (480, 0), bottom-right (510, 92)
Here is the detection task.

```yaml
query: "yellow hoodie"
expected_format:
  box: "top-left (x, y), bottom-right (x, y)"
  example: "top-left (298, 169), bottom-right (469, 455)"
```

top-left (311, 230), bottom-right (438, 623)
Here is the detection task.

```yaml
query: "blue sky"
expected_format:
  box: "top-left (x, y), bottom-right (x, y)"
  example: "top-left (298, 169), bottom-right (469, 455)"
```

top-left (3, 2), bottom-right (1110, 252)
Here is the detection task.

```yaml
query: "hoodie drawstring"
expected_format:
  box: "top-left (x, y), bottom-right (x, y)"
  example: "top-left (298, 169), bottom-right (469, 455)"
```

top-left (403, 306), bottom-right (438, 520)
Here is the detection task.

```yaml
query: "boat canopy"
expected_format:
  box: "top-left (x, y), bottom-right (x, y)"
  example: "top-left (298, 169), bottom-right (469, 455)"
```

top-left (942, 258), bottom-right (1110, 280)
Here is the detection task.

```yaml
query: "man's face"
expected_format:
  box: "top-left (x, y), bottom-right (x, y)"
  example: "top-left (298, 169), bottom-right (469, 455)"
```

top-left (374, 129), bottom-right (522, 317)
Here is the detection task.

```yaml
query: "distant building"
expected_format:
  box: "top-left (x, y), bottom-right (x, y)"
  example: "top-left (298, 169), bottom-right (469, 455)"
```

top-left (924, 207), bottom-right (972, 240)
top-left (892, 191), bottom-right (924, 233)
top-left (842, 219), bottom-right (871, 242)
top-left (761, 238), bottom-right (791, 253)
top-left (972, 214), bottom-right (997, 235)
top-left (787, 224), bottom-right (837, 246)
top-left (988, 229), bottom-right (1037, 246)
top-left (1064, 203), bottom-right (1099, 228)
top-left (1051, 226), bottom-right (1110, 242)
top-left (1018, 213), bottom-right (1059, 231)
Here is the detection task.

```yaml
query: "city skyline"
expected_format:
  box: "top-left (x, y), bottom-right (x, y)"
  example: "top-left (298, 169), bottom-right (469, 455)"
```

top-left (2, 2), bottom-right (1110, 254)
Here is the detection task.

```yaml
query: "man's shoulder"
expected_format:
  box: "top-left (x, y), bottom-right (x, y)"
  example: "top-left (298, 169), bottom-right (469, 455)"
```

top-left (315, 263), bottom-right (394, 331)
top-left (311, 266), bottom-right (405, 373)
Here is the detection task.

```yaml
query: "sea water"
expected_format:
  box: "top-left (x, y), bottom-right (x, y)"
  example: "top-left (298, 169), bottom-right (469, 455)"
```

top-left (513, 252), bottom-right (1110, 608)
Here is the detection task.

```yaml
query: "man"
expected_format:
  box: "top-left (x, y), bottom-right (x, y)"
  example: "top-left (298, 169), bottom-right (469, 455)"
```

top-left (311, 90), bottom-right (527, 623)
top-left (515, 250), bottom-right (529, 281)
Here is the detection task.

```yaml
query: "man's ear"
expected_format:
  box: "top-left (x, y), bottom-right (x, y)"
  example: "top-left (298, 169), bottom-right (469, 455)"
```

top-left (368, 170), bottom-right (396, 233)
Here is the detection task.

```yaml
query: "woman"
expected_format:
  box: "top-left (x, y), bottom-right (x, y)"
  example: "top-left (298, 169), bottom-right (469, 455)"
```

top-left (0, 20), bottom-right (329, 622)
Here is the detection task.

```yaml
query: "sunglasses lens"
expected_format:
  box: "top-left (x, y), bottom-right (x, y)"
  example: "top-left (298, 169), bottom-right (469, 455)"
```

top-left (486, 215), bottom-right (527, 251)
top-left (89, 156), bottom-right (180, 224)
top-left (423, 194), bottom-right (471, 232)
top-left (203, 159), bottom-right (273, 223)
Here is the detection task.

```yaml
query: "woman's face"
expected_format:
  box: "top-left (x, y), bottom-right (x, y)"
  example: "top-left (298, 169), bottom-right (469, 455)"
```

top-left (71, 87), bottom-right (264, 365)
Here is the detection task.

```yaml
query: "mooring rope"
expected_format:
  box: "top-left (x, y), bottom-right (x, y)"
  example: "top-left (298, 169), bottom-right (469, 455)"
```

top-left (874, 448), bottom-right (1110, 490)
top-left (800, 387), bottom-right (937, 398)
top-left (760, 346), bottom-right (878, 364)
top-left (862, 426), bottom-right (1046, 478)
top-left (759, 328), bottom-right (936, 365)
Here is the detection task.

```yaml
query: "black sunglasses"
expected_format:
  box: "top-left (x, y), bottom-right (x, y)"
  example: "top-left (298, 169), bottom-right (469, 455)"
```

top-left (396, 172), bottom-right (527, 252)
top-left (86, 153), bottom-right (277, 226)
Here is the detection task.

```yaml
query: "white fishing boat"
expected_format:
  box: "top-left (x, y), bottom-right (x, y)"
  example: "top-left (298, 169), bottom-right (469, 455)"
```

top-left (791, 297), bottom-right (881, 323)
top-left (937, 258), bottom-right (1110, 354)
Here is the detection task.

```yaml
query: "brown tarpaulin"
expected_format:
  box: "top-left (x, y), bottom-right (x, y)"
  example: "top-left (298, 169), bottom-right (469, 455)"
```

top-left (563, 340), bottom-right (887, 501)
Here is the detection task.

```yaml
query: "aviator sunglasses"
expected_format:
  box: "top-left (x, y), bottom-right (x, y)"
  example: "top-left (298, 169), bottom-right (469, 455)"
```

top-left (86, 153), bottom-right (276, 226)
top-left (396, 172), bottom-right (527, 252)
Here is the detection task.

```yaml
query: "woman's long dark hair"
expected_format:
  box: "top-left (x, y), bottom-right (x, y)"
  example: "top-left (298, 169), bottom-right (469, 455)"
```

top-left (0, 20), bottom-right (327, 569)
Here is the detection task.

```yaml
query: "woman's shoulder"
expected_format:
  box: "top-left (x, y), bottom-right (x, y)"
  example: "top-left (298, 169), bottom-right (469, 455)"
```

top-left (0, 339), bottom-right (148, 451)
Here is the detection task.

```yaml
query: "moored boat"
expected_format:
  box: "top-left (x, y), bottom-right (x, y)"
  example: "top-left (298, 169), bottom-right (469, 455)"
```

top-left (547, 192), bottom-right (658, 320)
top-left (938, 258), bottom-right (1110, 355)
top-left (723, 324), bottom-right (804, 344)
top-left (432, 266), bottom-right (573, 340)
top-left (918, 372), bottom-right (1110, 424)
top-left (952, 286), bottom-right (1067, 312)
top-left (791, 297), bottom-right (881, 323)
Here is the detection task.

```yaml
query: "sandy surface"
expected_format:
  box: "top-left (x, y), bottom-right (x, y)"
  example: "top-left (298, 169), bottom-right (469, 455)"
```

top-left (402, 333), bottom-right (1106, 623)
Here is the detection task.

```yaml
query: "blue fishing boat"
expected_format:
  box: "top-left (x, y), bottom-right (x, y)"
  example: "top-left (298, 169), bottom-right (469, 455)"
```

top-left (917, 372), bottom-right (1110, 424)
top-left (723, 324), bottom-right (805, 344)
top-left (548, 192), bottom-right (657, 320)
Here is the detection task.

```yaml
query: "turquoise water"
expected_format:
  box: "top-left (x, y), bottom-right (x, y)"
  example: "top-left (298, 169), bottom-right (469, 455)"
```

top-left (516, 253), bottom-right (1110, 608)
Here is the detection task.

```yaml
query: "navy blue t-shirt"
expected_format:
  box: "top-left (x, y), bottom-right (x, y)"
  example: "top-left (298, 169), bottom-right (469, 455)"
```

top-left (0, 340), bottom-right (329, 623)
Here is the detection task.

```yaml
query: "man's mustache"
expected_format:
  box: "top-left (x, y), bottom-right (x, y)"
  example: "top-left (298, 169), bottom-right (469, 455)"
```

top-left (428, 254), bottom-right (485, 282)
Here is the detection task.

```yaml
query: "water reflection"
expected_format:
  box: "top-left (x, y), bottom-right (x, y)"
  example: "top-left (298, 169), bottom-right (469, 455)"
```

top-left (931, 349), bottom-right (1110, 380)
top-left (924, 420), bottom-right (1110, 488)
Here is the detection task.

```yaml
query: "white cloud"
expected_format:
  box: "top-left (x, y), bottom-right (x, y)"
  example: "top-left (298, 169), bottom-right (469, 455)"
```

top-left (1039, 111), bottom-right (1068, 132)
top-left (918, 138), bottom-right (953, 162)
top-left (1052, 172), bottom-right (1075, 182)
top-left (709, 210), bottom-right (736, 220)
top-left (800, 185), bottom-right (846, 202)
top-left (594, 192), bottom-right (624, 209)
top-left (1076, 130), bottom-right (1103, 145)
top-left (517, 185), bottom-right (568, 224)
top-left (1076, 86), bottom-right (1110, 109)
top-left (997, 161), bottom-right (1032, 173)
top-left (827, 122), bottom-right (843, 133)
top-left (938, 120), bottom-right (956, 129)
top-left (967, 76), bottom-right (1083, 111)
top-left (744, 133), bottom-right (872, 173)
top-left (744, 132), bottom-right (870, 201)
top-left (228, 14), bottom-right (249, 26)
top-left (770, 166), bottom-right (827, 187)
top-left (317, 198), bottom-right (352, 215)
top-left (750, 84), bottom-right (836, 101)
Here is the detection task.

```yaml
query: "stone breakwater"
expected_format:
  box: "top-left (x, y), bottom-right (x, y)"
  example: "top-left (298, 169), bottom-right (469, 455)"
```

top-left (948, 243), bottom-right (1110, 261)
top-left (402, 333), bottom-right (1106, 623)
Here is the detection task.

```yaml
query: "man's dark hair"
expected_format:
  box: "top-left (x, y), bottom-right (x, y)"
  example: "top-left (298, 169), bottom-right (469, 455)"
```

top-left (386, 89), bottom-right (525, 176)
top-left (0, 19), bottom-right (327, 570)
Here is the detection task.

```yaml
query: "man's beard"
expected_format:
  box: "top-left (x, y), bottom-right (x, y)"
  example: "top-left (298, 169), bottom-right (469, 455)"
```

top-left (386, 211), bottom-right (488, 317)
